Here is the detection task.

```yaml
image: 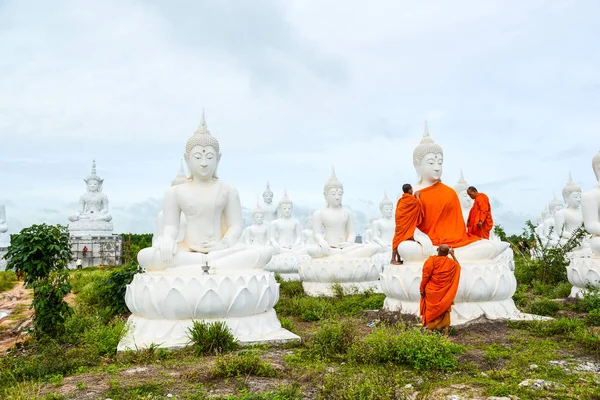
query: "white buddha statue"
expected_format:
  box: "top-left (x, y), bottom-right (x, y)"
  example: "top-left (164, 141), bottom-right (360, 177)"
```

top-left (362, 217), bottom-right (377, 244)
top-left (261, 182), bottom-right (278, 223)
top-left (544, 194), bottom-right (564, 247)
top-left (152, 161), bottom-right (189, 248)
top-left (537, 207), bottom-right (551, 245)
top-left (269, 191), bottom-right (304, 254)
top-left (242, 202), bottom-right (271, 246)
top-left (68, 160), bottom-right (114, 235)
top-left (582, 151), bottom-right (600, 257)
top-left (454, 170), bottom-right (473, 225)
top-left (306, 168), bottom-right (380, 259)
top-left (554, 173), bottom-right (583, 247)
top-left (0, 205), bottom-right (8, 271)
top-left (396, 124), bottom-right (508, 262)
top-left (137, 114), bottom-right (273, 272)
top-left (372, 193), bottom-right (395, 252)
top-left (301, 212), bottom-right (316, 245)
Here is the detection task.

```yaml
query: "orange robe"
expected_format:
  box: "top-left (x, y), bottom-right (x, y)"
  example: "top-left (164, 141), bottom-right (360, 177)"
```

top-left (392, 193), bottom-right (424, 250)
top-left (419, 255), bottom-right (461, 328)
top-left (467, 193), bottom-right (493, 239)
top-left (417, 182), bottom-right (479, 247)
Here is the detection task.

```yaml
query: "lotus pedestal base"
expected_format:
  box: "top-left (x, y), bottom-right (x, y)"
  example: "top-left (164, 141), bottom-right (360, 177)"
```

top-left (117, 270), bottom-right (300, 351)
top-left (298, 257), bottom-right (381, 297)
top-left (567, 257), bottom-right (600, 298)
top-left (380, 260), bottom-right (540, 325)
top-left (264, 254), bottom-right (309, 281)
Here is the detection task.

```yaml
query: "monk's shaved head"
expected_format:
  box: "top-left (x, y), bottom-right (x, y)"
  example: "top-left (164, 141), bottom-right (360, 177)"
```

top-left (437, 244), bottom-right (450, 256)
top-left (402, 183), bottom-right (413, 194)
top-left (467, 186), bottom-right (478, 199)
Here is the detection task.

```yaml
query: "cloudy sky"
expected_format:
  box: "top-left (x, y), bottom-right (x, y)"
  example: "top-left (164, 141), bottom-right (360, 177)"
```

top-left (1, 0), bottom-right (599, 235)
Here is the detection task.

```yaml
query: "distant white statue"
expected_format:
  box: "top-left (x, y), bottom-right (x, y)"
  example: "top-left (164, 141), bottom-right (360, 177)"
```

top-left (544, 194), bottom-right (564, 247)
top-left (554, 173), bottom-right (583, 246)
top-left (0, 205), bottom-right (10, 270)
top-left (269, 191), bottom-right (304, 254)
top-left (68, 160), bottom-right (114, 235)
top-left (362, 216), bottom-right (378, 244)
top-left (301, 212), bottom-right (316, 245)
top-left (372, 193), bottom-right (394, 252)
top-left (454, 170), bottom-right (473, 225)
top-left (242, 203), bottom-right (271, 246)
top-left (261, 182), bottom-right (278, 223)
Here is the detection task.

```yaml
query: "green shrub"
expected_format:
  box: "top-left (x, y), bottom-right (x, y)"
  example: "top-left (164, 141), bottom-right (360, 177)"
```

top-left (347, 324), bottom-right (465, 371)
top-left (575, 287), bottom-right (600, 313)
top-left (571, 327), bottom-right (600, 355)
top-left (31, 271), bottom-right (73, 337)
top-left (510, 317), bottom-right (586, 337)
top-left (187, 320), bottom-right (238, 355)
top-left (278, 280), bottom-right (304, 298)
top-left (552, 282), bottom-right (573, 298)
top-left (484, 343), bottom-right (511, 363)
top-left (586, 309), bottom-right (600, 326)
top-left (513, 284), bottom-right (531, 310)
top-left (279, 317), bottom-right (297, 334)
top-left (212, 350), bottom-right (278, 378)
top-left (529, 298), bottom-right (560, 316)
top-left (532, 280), bottom-right (555, 296)
top-left (307, 319), bottom-right (357, 360)
top-left (319, 370), bottom-right (397, 400)
top-left (275, 296), bottom-right (332, 321)
top-left (0, 271), bottom-right (17, 292)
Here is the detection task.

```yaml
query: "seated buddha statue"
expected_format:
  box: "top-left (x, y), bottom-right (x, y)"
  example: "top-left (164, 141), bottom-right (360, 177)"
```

top-left (269, 191), bottom-right (305, 254)
top-left (372, 193), bottom-right (395, 252)
top-left (582, 151), bottom-right (600, 257)
top-left (453, 170), bottom-right (473, 225)
top-left (301, 212), bottom-right (316, 245)
top-left (544, 194), bottom-right (564, 247)
top-left (554, 173), bottom-right (584, 247)
top-left (306, 168), bottom-right (379, 259)
top-left (241, 202), bottom-right (271, 246)
top-left (137, 114), bottom-right (273, 272)
top-left (68, 160), bottom-right (114, 233)
top-left (261, 182), bottom-right (278, 224)
top-left (396, 123), bottom-right (508, 262)
top-left (362, 216), bottom-right (378, 244)
top-left (152, 161), bottom-right (189, 248)
top-left (0, 204), bottom-right (9, 247)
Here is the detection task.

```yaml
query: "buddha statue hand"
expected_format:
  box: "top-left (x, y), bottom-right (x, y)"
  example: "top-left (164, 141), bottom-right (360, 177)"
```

top-left (158, 238), bottom-right (179, 265)
top-left (189, 241), bottom-right (229, 254)
top-left (68, 214), bottom-right (80, 222)
top-left (414, 229), bottom-right (434, 256)
top-left (318, 240), bottom-right (331, 256)
top-left (335, 241), bottom-right (355, 249)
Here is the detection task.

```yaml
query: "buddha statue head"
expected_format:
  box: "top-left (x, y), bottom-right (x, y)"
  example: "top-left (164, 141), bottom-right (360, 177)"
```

top-left (252, 202), bottom-right (265, 225)
top-left (171, 160), bottom-right (189, 186)
top-left (263, 182), bottom-right (274, 205)
top-left (453, 169), bottom-right (473, 210)
top-left (379, 192), bottom-right (394, 218)
top-left (0, 205), bottom-right (7, 233)
top-left (593, 151), bottom-right (600, 182)
top-left (549, 193), bottom-right (563, 216)
top-left (279, 190), bottom-right (293, 218)
top-left (562, 173), bottom-right (582, 209)
top-left (84, 160), bottom-right (104, 193)
top-left (542, 205), bottom-right (551, 220)
top-left (184, 111), bottom-right (221, 181)
top-left (324, 166), bottom-right (343, 207)
top-left (413, 122), bottom-right (444, 185)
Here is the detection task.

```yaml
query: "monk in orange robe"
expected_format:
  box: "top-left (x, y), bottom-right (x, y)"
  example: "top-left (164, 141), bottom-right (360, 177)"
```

top-left (391, 183), bottom-right (424, 264)
top-left (466, 186), bottom-right (493, 239)
top-left (420, 244), bottom-right (461, 334)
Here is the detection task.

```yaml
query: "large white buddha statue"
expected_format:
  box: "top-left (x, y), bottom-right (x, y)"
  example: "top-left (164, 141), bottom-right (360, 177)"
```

top-left (0, 205), bottom-right (10, 271)
top-left (372, 193), bottom-right (394, 251)
top-left (454, 170), bottom-right (473, 225)
top-left (152, 162), bottom-right (189, 248)
top-left (269, 191), bottom-right (304, 254)
top-left (261, 182), bottom-right (278, 223)
top-left (242, 203), bottom-right (271, 246)
top-left (121, 113), bottom-right (297, 350)
top-left (68, 160), bottom-right (114, 236)
top-left (554, 173), bottom-right (583, 246)
top-left (301, 212), bottom-right (316, 245)
top-left (298, 168), bottom-right (381, 296)
top-left (567, 152), bottom-right (600, 298)
top-left (137, 115), bottom-right (273, 272)
top-left (544, 194), bottom-right (564, 247)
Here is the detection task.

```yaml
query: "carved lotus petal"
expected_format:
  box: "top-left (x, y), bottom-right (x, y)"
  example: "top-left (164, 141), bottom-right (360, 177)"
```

top-left (125, 285), bottom-right (136, 313)
top-left (194, 289), bottom-right (225, 318)
top-left (228, 288), bottom-right (255, 317)
top-left (162, 288), bottom-right (190, 320)
top-left (140, 285), bottom-right (161, 318)
top-left (256, 286), bottom-right (273, 314)
top-left (218, 276), bottom-right (237, 306)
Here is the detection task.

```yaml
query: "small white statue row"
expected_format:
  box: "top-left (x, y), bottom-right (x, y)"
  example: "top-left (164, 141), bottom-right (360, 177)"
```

top-left (0, 204), bottom-right (10, 271)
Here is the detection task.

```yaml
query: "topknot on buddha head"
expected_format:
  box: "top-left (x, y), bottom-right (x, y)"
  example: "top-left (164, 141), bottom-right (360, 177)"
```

top-left (379, 192), bottom-right (393, 210)
top-left (549, 193), bottom-right (563, 215)
top-left (324, 166), bottom-right (343, 193)
top-left (185, 111), bottom-right (221, 157)
top-left (413, 122), bottom-right (444, 183)
top-left (562, 172), bottom-right (582, 204)
top-left (279, 190), bottom-right (293, 207)
top-left (84, 160), bottom-right (104, 192)
top-left (171, 160), bottom-right (189, 186)
top-left (453, 170), bottom-right (469, 194)
top-left (593, 151), bottom-right (600, 180)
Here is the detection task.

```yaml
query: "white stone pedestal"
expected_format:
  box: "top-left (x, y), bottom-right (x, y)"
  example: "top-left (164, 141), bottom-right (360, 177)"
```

top-left (298, 257), bottom-right (381, 297)
top-left (69, 234), bottom-right (122, 268)
top-left (117, 270), bottom-right (299, 351)
top-left (380, 259), bottom-right (540, 325)
top-left (264, 254), bottom-right (310, 281)
top-left (567, 257), bottom-right (600, 298)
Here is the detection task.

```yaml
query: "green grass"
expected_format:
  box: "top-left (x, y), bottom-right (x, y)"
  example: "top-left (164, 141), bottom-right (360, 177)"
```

top-left (0, 271), bottom-right (17, 292)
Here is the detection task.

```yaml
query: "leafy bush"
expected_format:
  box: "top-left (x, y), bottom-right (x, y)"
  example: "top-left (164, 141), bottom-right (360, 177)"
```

top-left (575, 287), bottom-right (600, 313)
top-left (212, 350), bottom-right (278, 378)
top-left (319, 370), bottom-right (397, 400)
top-left (187, 320), bottom-right (238, 355)
top-left (307, 319), bottom-right (357, 360)
top-left (585, 309), bottom-right (600, 326)
top-left (512, 284), bottom-right (531, 310)
top-left (278, 279), bottom-right (304, 298)
top-left (31, 271), bottom-right (73, 337)
top-left (279, 317), bottom-right (297, 334)
top-left (347, 324), bottom-right (465, 371)
top-left (510, 317), bottom-right (586, 337)
top-left (484, 343), bottom-right (511, 363)
top-left (0, 271), bottom-right (17, 292)
top-left (529, 298), bottom-right (560, 316)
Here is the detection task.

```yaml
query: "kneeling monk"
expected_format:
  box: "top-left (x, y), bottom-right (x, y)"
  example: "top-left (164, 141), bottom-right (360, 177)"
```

top-left (391, 183), bottom-right (424, 264)
top-left (420, 244), bottom-right (461, 334)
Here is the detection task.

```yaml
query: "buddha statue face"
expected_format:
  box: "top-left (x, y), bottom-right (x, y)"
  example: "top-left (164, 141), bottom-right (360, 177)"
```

top-left (253, 211), bottom-right (264, 225)
top-left (380, 204), bottom-right (394, 218)
top-left (263, 191), bottom-right (273, 204)
top-left (305, 216), bottom-right (313, 229)
top-left (416, 153), bottom-right (443, 184)
top-left (325, 187), bottom-right (343, 207)
top-left (549, 204), bottom-right (562, 217)
top-left (186, 145), bottom-right (219, 180)
top-left (87, 179), bottom-right (100, 192)
top-left (566, 191), bottom-right (582, 208)
top-left (280, 203), bottom-right (293, 218)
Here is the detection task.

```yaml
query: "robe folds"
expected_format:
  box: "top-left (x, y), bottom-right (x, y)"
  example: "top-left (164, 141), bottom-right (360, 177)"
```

top-left (392, 193), bottom-right (424, 250)
top-left (467, 193), bottom-right (494, 239)
top-left (419, 255), bottom-right (461, 328)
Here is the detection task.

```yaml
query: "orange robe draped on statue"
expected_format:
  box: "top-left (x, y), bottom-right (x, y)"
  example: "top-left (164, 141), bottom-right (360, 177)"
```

top-left (467, 193), bottom-right (493, 239)
top-left (419, 255), bottom-right (461, 328)
top-left (417, 182), bottom-right (479, 247)
top-left (392, 193), bottom-right (424, 250)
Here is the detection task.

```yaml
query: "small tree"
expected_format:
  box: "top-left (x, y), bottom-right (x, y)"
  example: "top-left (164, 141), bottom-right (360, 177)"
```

top-left (4, 224), bottom-right (73, 337)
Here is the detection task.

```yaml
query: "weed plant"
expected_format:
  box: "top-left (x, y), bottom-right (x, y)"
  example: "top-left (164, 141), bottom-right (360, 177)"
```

top-left (187, 320), bottom-right (238, 355)
top-left (212, 350), bottom-right (278, 378)
top-left (0, 270), bottom-right (17, 292)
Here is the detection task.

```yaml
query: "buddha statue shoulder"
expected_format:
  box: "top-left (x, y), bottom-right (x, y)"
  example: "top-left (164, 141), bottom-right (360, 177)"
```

top-left (582, 152), bottom-right (600, 256)
top-left (269, 191), bottom-right (304, 254)
top-left (554, 173), bottom-right (583, 246)
top-left (242, 202), bottom-right (270, 246)
top-left (454, 169), bottom-right (473, 226)
top-left (397, 122), bottom-right (508, 262)
top-left (138, 113), bottom-right (273, 272)
top-left (371, 193), bottom-right (395, 251)
top-left (306, 167), bottom-right (379, 259)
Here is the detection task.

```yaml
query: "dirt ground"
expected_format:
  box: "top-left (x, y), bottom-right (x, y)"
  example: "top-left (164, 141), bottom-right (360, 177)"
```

top-left (0, 282), bottom-right (33, 353)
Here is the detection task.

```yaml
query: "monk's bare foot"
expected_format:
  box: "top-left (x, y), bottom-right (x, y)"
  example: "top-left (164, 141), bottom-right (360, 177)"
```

top-left (390, 260), bottom-right (402, 265)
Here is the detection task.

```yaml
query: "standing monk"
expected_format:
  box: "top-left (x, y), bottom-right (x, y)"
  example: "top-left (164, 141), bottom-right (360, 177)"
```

top-left (420, 244), bottom-right (461, 335)
top-left (391, 183), bottom-right (424, 264)
top-left (467, 186), bottom-right (493, 239)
